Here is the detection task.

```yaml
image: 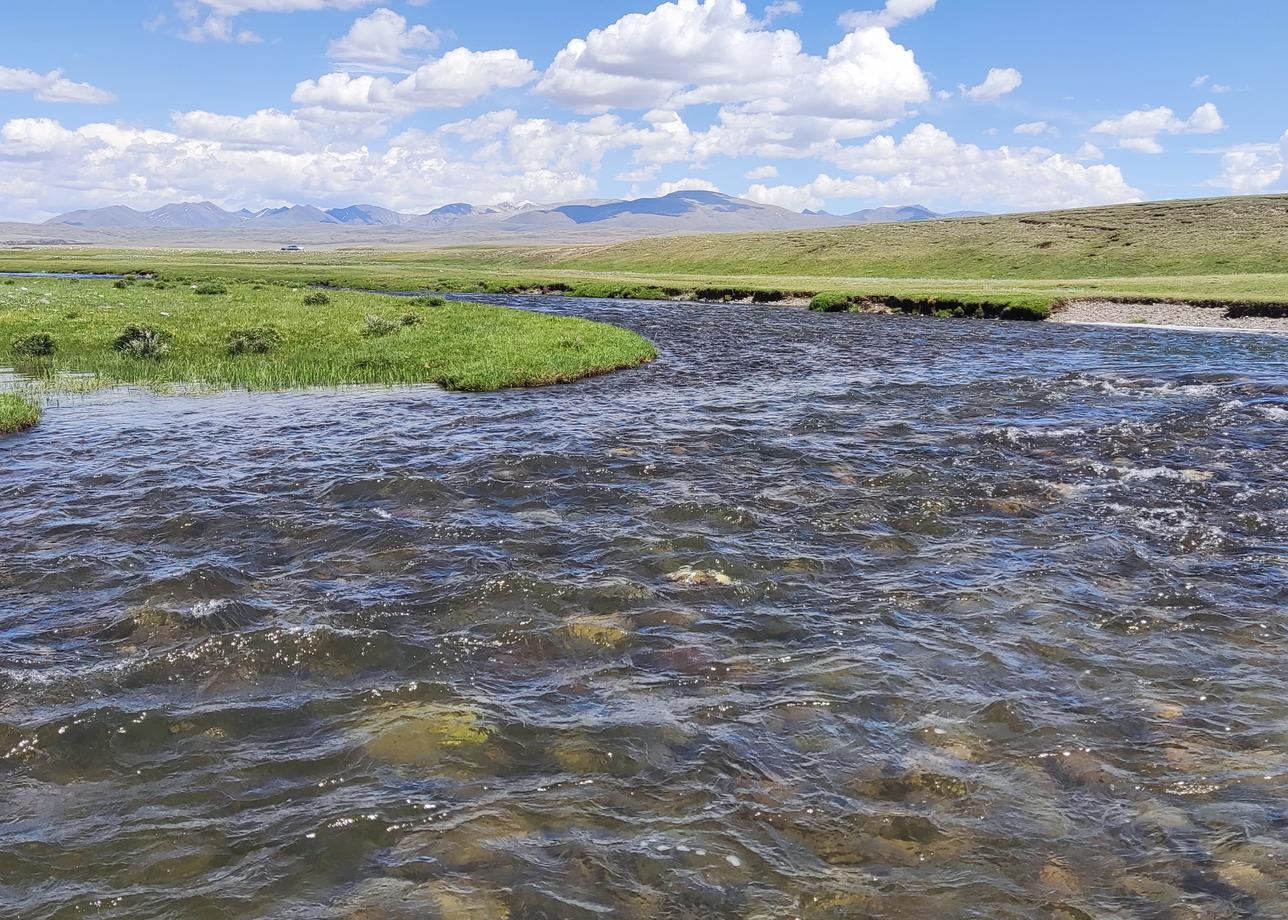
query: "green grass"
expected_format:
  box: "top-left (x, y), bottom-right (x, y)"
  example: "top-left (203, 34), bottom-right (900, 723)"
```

top-left (2, 193), bottom-right (1286, 321)
top-left (0, 278), bottom-right (656, 393)
top-left (0, 393), bottom-right (41, 434)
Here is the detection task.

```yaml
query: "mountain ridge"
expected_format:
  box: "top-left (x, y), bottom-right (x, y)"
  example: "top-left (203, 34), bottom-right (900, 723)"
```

top-left (43, 192), bottom-right (983, 238)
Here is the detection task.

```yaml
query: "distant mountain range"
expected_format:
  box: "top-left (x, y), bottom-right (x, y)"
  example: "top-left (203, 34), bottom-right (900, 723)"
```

top-left (42, 192), bottom-right (985, 238)
top-left (819, 204), bottom-right (989, 223)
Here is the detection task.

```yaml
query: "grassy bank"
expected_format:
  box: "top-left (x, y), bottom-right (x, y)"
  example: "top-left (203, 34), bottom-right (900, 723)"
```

top-left (2, 194), bottom-right (1286, 322)
top-left (0, 278), bottom-right (655, 393)
top-left (807, 291), bottom-right (1053, 320)
top-left (0, 393), bottom-right (41, 434)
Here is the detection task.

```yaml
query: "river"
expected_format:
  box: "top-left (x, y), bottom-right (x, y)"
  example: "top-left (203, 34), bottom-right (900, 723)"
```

top-left (2, 294), bottom-right (1286, 918)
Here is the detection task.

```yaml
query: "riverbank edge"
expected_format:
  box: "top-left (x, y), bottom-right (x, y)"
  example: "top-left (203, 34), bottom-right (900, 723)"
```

top-left (1049, 299), bottom-right (1288, 334)
top-left (280, 278), bottom-right (1288, 326)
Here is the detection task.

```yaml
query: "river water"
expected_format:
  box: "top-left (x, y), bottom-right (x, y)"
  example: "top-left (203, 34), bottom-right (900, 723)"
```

top-left (2, 295), bottom-right (1286, 919)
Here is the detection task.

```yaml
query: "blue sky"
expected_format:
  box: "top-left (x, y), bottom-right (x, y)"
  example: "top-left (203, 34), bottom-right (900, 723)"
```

top-left (1, 0), bottom-right (1285, 220)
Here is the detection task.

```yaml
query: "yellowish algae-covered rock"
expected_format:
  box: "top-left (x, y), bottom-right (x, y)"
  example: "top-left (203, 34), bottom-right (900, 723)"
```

top-left (419, 881), bottom-right (511, 920)
top-left (560, 614), bottom-right (631, 647)
top-left (362, 703), bottom-right (491, 766)
top-left (390, 811), bottom-right (539, 875)
top-left (340, 878), bottom-right (441, 919)
top-left (1215, 859), bottom-right (1282, 902)
top-left (1039, 859), bottom-right (1081, 897)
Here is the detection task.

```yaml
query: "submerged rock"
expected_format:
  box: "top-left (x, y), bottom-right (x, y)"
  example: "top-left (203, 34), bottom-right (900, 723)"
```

top-left (338, 878), bottom-right (441, 920)
top-left (1214, 859), bottom-right (1282, 902)
top-left (130, 606), bottom-right (188, 634)
top-left (389, 811), bottom-right (539, 876)
top-left (665, 568), bottom-right (735, 587)
top-left (631, 608), bottom-right (701, 628)
top-left (1040, 859), bottom-right (1081, 897)
top-left (361, 703), bottom-right (491, 766)
top-left (559, 614), bottom-right (631, 647)
top-left (847, 768), bottom-right (970, 803)
top-left (810, 831), bottom-right (923, 868)
top-left (418, 880), bottom-right (511, 920)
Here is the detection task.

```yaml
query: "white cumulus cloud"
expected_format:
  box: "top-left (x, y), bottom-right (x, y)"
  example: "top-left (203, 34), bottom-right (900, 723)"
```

top-left (176, 0), bottom-right (377, 43)
top-left (537, 0), bottom-right (929, 122)
top-left (656, 177), bottom-right (719, 196)
top-left (1091, 103), bottom-right (1225, 154)
top-left (744, 123), bottom-right (1141, 212)
top-left (0, 66), bottom-right (116, 104)
top-left (962, 67), bottom-right (1022, 102)
top-left (838, 0), bottom-right (936, 29)
top-left (1210, 131), bottom-right (1287, 193)
top-left (743, 182), bottom-right (820, 211)
top-left (0, 112), bottom-right (637, 220)
top-left (293, 48), bottom-right (536, 112)
top-left (758, 1), bottom-right (801, 25)
top-left (328, 8), bottom-right (441, 72)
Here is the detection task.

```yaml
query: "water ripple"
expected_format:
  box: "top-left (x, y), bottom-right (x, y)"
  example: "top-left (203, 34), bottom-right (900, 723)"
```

top-left (2, 297), bottom-right (1287, 918)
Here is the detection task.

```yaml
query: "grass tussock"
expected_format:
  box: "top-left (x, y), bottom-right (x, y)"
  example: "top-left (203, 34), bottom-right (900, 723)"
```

top-left (0, 393), bottom-right (41, 434)
top-left (225, 326), bottom-right (284, 356)
top-left (11, 332), bottom-right (57, 358)
top-left (113, 324), bottom-right (174, 359)
top-left (0, 278), bottom-right (656, 393)
top-left (360, 314), bottom-right (401, 338)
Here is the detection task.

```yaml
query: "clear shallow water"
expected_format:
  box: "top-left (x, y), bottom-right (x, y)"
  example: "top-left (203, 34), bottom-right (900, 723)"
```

top-left (2, 296), bottom-right (1287, 920)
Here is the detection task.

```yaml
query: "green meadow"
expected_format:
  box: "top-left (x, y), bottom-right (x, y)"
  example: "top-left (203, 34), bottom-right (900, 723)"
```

top-left (0, 278), bottom-right (656, 399)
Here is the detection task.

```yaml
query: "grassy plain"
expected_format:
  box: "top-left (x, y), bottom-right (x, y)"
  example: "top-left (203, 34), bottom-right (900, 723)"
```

top-left (0, 277), bottom-right (656, 394)
top-left (1, 193), bottom-right (1285, 320)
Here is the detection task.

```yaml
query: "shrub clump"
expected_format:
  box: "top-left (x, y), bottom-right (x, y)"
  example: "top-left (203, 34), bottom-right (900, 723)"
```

top-left (11, 332), bottom-right (57, 358)
top-left (303, 291), bottom-right (331, 306)
top-left (360, 315), bottom-right (400, 338)
top-left (113, 324), bottom-right (173, 359)
top-left (407, 295), bottom-right (447, 308)
top-left (113, 279), bottom-right (132, 290)
top-left (194, 282), bottom-right (228, 296)
top-left (226, 326), bottom-right (284, 356)
top-left (400, 312), bottom-right (423, 327)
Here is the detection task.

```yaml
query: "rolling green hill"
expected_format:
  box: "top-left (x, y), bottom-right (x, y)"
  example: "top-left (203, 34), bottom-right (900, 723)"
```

top-left (553, 194), bottom-right (1288, 280)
